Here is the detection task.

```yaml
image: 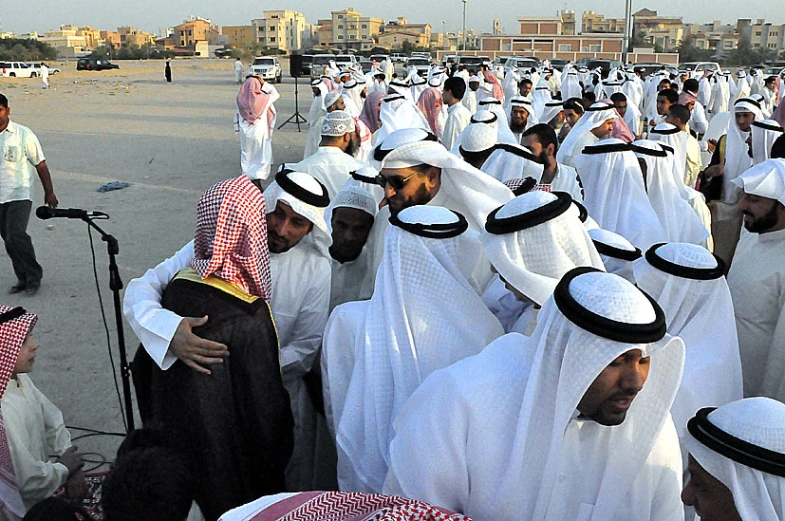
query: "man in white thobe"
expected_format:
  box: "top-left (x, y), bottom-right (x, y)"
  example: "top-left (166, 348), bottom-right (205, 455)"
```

top-left (303, 80), bottom-right (330, 160)
top-left (233, 58), bottom-right (244, 84)
top-left (384, 268), bottom-right (686, 521)
top-left (324, 206), bottom-right (504, 493)
top-left (463, 76), bottom-right (480, 115)
top-left (727, 159), bottom-right (785, 401)
top-left (123, 170), bottom-right (335, 491)
top-left (292, 110), bottom-right (364, 198)
top-left (631, 139), bottom-right (710, 247)
top-left (440, 77), bottom-right (472, 152)
top-left (575, 139), bottom-right (667, 251)
top-left (682, 397), bottom-right (785, 521)
top-left (40, 64), bottom-right (49, 89)
top-left (556, 101), bottom-right (617, 168)
top-left (482, 191), bottom-right (604, 336)
top-left (236, 76), bottom-right (279, 185)
top-left (367, 128), bottom-right (514, 290)
top-left (751, 119), bottom-right (784, 165)
top-left (520, 123), bottom-right (583, 201)
top-left (633, 243), bottom-right (743, 467)
top-left (325, 185), bottom-right (376, 312)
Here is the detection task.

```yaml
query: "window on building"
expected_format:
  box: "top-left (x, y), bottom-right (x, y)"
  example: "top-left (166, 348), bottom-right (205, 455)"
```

top-left (755, 31), bottom-right (762, 36)
top-left (362, 34), bottom-right (368, 38)
top-left (259, 26), bottom-right (265, 32)
top-left (350, 24), bottom-right (356, 29)
top-left (558, 44), bottom-right (572, 51)
top-left (338, 14), bottom-right (344, 19)
top-left (362, 24), bottom-right (367, 29)
top-left (350, 35), bottom-right (356, 39)
top-left (338, 35), bottom-right (344, 40)
top-left (769, 43), bottom-right (777, 48)
top-left (338, 24), bottom-right (343, 29)
top-left (270, 37), bottom-right (276, 42)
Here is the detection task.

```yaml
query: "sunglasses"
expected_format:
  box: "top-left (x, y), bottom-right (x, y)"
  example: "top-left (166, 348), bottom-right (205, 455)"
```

top-left (375, 172), bottom-right (419, 191)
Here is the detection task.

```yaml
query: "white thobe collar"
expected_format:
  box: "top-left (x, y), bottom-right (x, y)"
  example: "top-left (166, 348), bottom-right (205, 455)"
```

top-left (317, 145), bottom-right (348, 155)
top-left (447, 102), bottom-right (463, 115)
top-left (0, 121), bottom-right (17, 135)
top-left (757, 226), bottom-right (785, 244)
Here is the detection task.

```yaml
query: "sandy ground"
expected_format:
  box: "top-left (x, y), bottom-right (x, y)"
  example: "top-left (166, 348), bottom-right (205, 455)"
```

top-left (1, 58), bottom-right (314, 470)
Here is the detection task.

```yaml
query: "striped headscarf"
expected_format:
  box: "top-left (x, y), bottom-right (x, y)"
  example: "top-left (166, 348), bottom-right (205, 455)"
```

top-left (191, 175), bottom-right (272, 299)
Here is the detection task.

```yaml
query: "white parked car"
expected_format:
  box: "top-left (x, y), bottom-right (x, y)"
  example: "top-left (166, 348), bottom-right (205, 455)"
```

top-left (391, 53), bottom-right (408, 64)
top-left (0, 62), bottom-right (36, 78)
top-left (28, 63), bottom-right (60, 75)
top-left (334, 54), bottom-right (358, 69)
top-left (249, 56), bottom-right (282, 83)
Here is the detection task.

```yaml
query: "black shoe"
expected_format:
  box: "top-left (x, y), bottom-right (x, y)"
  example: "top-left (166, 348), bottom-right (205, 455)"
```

top-left (24, 282), bottom-right (39, 296)
top-left (9, 282), bottom-right (25, 294)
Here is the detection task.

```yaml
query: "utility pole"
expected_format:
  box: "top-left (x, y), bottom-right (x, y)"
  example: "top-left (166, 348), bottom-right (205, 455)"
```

top-left (462, 0), bottom-right (468, 51)
top-left (622, 0), bottom-right (633, 64)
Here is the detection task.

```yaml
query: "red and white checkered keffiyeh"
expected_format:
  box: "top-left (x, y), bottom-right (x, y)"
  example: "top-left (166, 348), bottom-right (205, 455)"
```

top-left (191, 175), bottom-right (272, 300)
top-left (249, 491), bottom-right (473, 521)
top-left (0, 305), bottom-right (37, 520)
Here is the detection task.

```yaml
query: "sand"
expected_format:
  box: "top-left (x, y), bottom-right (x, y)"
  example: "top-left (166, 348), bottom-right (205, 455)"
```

top-left (0, 58), bottom-right (314, 470)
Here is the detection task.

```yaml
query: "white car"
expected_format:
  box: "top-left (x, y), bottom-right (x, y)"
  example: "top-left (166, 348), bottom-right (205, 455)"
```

top-left (0, 62), bottom-right (36, 78)
top-left (28, 63), bottom-right (60, 75)
top-left (391, 53), bottom-right (408, 64)
top-left (249, 56), bottom-right (282, 83)
top-left (334, 54), bottom-right (358, 69)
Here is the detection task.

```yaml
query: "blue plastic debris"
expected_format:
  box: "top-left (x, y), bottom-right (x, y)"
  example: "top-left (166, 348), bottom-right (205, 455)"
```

top-left (97, 181), bottom-right (131, 193)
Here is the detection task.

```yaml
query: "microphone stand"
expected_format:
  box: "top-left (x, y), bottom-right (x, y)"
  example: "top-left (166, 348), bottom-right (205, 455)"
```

top-left (82, 215), bottom-right (135, 432)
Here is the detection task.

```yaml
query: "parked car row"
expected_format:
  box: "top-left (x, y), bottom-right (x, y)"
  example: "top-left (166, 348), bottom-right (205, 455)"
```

top-left (0, 62), bottom-right (61, 78)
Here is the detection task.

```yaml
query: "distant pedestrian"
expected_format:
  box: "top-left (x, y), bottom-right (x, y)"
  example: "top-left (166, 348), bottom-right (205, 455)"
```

top-left (234, 58), bottom-right (244, 84)
top-left (40, 64), bottom-right (49, 89)
top-left (0, 94), bottom-right (59, 296)
top-left (164, 59), bottom-right (172, 83)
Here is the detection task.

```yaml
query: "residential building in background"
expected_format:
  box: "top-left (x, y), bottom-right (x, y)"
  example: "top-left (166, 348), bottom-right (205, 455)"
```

top-left (378, 17), bottom-right (431, 50)
top-left (582, 11), bottom-right (624, 33)
top-left (223, 25), bottom-right (255, 47)
top-left (323, 7), bottom-right (384, 52)
top-left (252, 10), bottom-right (314, 53)
top-left (632, 9), bottom-right (684, 52)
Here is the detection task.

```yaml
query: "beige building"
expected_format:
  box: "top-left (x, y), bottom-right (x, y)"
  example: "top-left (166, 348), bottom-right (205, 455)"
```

top-left (223, 25), bottom-right (255, 47)
top-left (582, 11), bottom-right (624, 33)
top-left (378, 18), bottom-right (431, 50)
top-left (101, 30), bottom-right (121, 49)
top-left (118, 26), bottom-right (155, 48)
top-left (324, 7), bottom-right (385, 52)
top-left (632, 8), bottom-right (684, 52)
top-left (174, 17), bottom-right (212, 47)
top-left (252, 10), bottom-right (313, 53)
top-left (39, 25), bottom-right (91, 57)
top-left (740, 19), bottom-right (785, 57)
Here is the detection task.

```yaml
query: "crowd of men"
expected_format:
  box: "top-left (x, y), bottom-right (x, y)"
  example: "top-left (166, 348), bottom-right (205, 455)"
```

top-left (2, 55), bottom-right (785, 521)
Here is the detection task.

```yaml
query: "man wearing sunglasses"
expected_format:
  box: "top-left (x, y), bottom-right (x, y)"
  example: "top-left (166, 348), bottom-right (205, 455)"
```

top-left (366, 128), bottom-right (513, 290)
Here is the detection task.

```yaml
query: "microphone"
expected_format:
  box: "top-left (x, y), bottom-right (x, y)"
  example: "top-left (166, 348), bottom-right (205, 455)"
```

top-left (35, 206), bottom-right (108, 220)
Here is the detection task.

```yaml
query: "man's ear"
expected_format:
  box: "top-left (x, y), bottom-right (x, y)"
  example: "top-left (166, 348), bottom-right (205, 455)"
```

top-left (426, 166), bottom-right (441, 184)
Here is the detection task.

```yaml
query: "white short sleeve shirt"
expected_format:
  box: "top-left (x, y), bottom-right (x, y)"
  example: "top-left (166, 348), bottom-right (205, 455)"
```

top-left (0, 121), bottom-right (45, 203)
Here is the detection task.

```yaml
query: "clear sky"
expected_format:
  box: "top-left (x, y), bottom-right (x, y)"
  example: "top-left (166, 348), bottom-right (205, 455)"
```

top-left (5, 0), bottom-right (782, 36)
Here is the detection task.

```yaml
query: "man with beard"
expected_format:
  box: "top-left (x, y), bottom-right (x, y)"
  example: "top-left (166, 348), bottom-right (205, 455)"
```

top-left (291, 110), bottom-right (365, 198)
top-left (124, 171), bottom-right (336, 491)
top-left (727, 159), bottom-right (785, 402)
top-left (507, 97), bottom-right (534, 141)
top-left (520, 124), bottom-right (583, 201)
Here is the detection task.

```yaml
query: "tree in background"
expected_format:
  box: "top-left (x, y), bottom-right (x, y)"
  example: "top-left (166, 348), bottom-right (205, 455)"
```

top-left (0, 39), bottom-right (56, 61)
top-left (678, 35), bottom-right (713, 63)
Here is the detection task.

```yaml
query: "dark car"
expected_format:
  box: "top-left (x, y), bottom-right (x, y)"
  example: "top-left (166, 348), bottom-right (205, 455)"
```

top-left (76, 58), bottom-right (120, 71)
top-left (456, 55), bottom-right (488, 74)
